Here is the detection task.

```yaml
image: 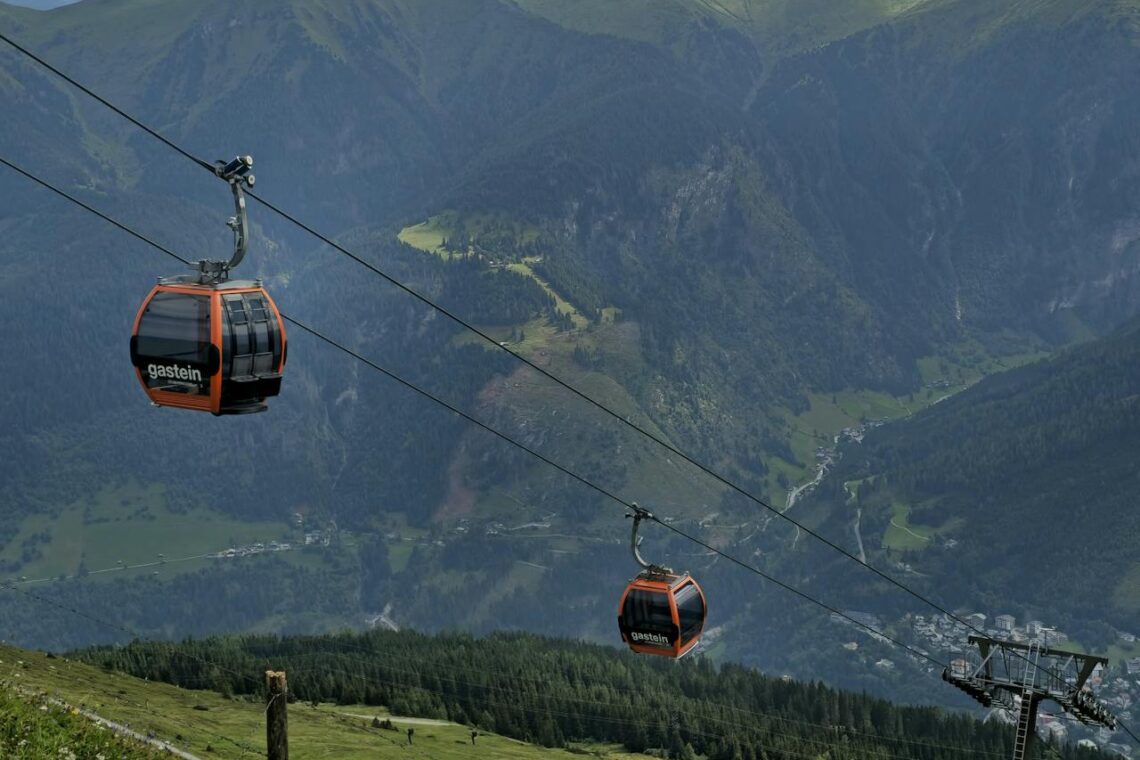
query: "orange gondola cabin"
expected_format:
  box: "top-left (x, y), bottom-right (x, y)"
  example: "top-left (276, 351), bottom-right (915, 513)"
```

top-left (128, 155), bottom-right (286, 415)
top-left (618, 571), bottom-right (707, 658)
top-left (617, 506), bottom-right (708, 658)
top-left (130, 280), bottom-right (285, 415)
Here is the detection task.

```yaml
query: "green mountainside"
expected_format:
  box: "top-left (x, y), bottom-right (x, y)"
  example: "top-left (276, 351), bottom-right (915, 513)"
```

top-left (803, 316), bottom-right (1140, 640)
top-left (1, 687), bottom-right (157, 759)
top-left (3, 0), bottom-right (1140, 711)
top-left (512, 0), bottom-right (925, 59)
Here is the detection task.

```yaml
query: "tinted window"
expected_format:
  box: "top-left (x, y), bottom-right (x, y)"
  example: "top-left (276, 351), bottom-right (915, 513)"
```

top-left (622, 589), bottom-right (675, 636)
top-left (248, 296), bottom-right (269, 322)
top-left (222, 292), bottom-right (282, 380)
top-left (225, 295), bottom-right (248, 325)
top-left (136, 292), bottom-right (211, 395)
top-left (675, 582), bottom-right (705, 644)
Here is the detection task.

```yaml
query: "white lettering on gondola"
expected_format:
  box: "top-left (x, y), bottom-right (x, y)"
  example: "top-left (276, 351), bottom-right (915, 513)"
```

top-left (630, 631), bottom-right (671, 645)
top-left (147, 363), bottom-right (203, 383)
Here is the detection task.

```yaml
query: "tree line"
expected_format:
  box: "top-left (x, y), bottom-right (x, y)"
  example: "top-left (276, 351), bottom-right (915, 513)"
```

top-left (77, 629), bottom-right (1106, 760)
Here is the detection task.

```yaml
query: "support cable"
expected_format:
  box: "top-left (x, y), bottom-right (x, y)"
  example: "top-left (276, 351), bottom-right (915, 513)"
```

top-left (0, 28), bottom-right (990, 633)
top-left (0, 30), bottom-right (1071, 701)
top-left (0, 153), bottom-right (945, 675)
top-left (1, 36), bottom-right (1137, 746)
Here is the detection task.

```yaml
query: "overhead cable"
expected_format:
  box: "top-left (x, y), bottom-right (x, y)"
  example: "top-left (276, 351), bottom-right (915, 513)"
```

top-left (0, 28), bottom-right (959, 627)
top-left (3, 34), bottom-right (1137, 746)
top-left (0, 153), bottom-right (945, 675)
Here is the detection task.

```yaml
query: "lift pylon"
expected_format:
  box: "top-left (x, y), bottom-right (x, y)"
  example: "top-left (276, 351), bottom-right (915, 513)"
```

top-left (943, 636), bottom-right (1115, 760)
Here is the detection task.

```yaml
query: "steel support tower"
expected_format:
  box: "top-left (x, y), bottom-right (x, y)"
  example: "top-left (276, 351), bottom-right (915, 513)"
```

top-left (943, 636), bottom-right (1115, 760)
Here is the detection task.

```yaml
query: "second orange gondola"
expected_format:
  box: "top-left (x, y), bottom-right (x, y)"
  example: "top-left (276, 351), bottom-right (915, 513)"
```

top-left (618, 570), bottom-right (706, 658)
top-left (616, 506), bottom-right (707, 658)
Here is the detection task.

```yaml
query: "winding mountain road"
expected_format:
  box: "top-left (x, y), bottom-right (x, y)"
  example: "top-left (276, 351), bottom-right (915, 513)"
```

top-left (782, 452), bottom-right (832, 550)
top-left (853, 507), bottom-right (867, 564)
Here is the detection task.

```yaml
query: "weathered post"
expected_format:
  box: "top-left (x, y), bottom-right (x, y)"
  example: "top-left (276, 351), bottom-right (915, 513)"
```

top-left (266, 670), bottom-right (288, 760)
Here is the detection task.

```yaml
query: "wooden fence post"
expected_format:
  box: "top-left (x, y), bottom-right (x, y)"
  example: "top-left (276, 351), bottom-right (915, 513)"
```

top-left (266, 670), bottom-right (288, 760)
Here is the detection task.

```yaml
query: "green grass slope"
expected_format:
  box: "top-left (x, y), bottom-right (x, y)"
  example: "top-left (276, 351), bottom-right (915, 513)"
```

top-left (0, 643), bottom-right (651, 759)
top-left (0, 682), bottom-right (158, 759)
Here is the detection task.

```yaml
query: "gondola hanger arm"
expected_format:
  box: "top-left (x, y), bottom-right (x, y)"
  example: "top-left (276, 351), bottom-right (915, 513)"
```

top-left (627, 503), bottom-right (673, 576)
top-left (195, 155), bottom-right (255, 281)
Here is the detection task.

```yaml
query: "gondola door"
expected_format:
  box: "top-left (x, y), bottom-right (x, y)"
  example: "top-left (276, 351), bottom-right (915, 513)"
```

top-left (130, 285), bottom-right (222, 413)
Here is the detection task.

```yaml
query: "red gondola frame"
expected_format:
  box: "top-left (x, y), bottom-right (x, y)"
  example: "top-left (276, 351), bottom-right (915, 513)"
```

top-left (617, 570), bottom-right (707, 658)
top-left (130, 280), bottom-right (286, 415)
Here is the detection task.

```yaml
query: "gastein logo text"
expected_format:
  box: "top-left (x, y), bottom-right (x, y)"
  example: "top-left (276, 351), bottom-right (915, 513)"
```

top-left (630, 631), bottom-right (671, 645)
top-left (148, 363), bottom-right (202, 383)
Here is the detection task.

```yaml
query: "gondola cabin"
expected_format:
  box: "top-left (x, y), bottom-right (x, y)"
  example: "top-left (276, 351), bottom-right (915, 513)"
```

top-left (129, 280), bottom-right (286, 415)
top-left (617, 571), bottom-right (706, 658)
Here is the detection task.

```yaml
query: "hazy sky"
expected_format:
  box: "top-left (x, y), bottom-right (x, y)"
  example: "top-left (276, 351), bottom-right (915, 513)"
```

top-left (3, 0), bottom-right (80, 9)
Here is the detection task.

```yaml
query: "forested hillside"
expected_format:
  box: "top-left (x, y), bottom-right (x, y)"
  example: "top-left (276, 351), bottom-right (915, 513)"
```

top-left (3, 0), bottom-right (1140, 709)
top-left (77, 628), bottom-right (1108, 760)
top-left (803, 316), bottom-right (1140, 640)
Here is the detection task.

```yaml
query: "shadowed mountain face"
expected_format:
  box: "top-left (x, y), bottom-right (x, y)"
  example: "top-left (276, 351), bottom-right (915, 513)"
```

top-left (754, 0), bottom-right (1140, 341)
top-left (807, 316), bottom-right (1140, 637)
top-left (2, 0), bottom-right (1140, 674)
top-left (5, 0), bottom-right (1140, 404)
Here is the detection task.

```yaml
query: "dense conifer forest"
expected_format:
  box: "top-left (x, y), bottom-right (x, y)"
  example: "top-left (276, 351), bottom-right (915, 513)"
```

top-left (78, 630), bottom-right (1106, 759)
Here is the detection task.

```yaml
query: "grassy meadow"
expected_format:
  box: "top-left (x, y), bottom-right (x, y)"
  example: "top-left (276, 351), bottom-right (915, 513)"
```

top-left (0, 644), bottom-right (653, 760)
top-left (0, 481), bottom-right (290, 584)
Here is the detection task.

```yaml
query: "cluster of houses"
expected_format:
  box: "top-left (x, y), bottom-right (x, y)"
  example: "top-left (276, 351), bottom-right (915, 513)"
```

top-left (303, 530), bottom-right (331, 546)
top-left (833, 608), bottom-right (1140, 757)
top-left (211, 540), bottom-right (294, 559)
top-left (211, 528), bottom-right (335, 559)
top-left (912, 611), bottom-right (1071, 654)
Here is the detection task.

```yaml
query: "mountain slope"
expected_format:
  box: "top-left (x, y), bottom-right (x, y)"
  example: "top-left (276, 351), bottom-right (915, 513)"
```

top-left (810, 317), bottom-right (1140, 638)
top-left (751, 0), bottom-right (1140, 341)
top-left (5, 0), bottom-right (1140, 689)
top-left (8, 0), bottom-right (1139, 509)
top-left (512, 0), bottom-right (926, 59)
top-left (0, 641), bottom-right (654, 759)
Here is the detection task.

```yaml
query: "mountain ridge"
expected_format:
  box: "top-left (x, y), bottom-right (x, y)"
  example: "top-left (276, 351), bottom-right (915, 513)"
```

top-left (3, 0), bottom-right (1140, 703)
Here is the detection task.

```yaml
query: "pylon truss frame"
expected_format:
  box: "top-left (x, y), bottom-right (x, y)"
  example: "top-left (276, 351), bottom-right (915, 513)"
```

top-left (945, 636), bottom-right (1115, 722)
